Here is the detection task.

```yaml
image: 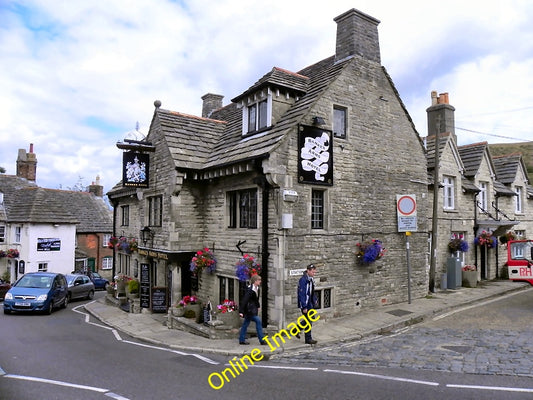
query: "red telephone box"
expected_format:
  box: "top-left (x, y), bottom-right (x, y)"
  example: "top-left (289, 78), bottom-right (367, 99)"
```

top-left (507, 240), bottom-right (533, 285)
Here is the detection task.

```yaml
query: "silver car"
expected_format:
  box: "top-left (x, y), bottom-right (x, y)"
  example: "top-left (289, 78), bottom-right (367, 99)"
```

top-left (66, 274), bottom-right (95, 301)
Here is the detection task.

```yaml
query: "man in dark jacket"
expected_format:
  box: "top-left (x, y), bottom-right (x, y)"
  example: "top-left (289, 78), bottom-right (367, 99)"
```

top-left (298, 264), bottom-right (318, 344)
top-left (238, 274), bottom-right (266, 345)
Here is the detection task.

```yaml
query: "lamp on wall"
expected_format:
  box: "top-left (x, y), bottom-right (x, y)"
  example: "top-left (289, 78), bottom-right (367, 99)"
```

top-left (140, 226), bottom-right (154, 246)
top-left (313, 116), bottom-right (326, 126)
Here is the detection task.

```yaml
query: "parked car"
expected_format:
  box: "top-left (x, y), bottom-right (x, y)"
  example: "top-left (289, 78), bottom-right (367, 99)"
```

top-left (0, 279), bottom-right (11, 300)
top-left (88, 272), bottom-right (109, 290)
top-left (3, 272), bottom-right (68, 314)
top-left (66, 274), bottom-right (95, 301)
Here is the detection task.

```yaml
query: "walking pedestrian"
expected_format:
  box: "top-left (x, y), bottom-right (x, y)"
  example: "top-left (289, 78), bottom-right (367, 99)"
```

top-left (238, 274), bottom-right (267, 345)
top-left (298, 263), bottom-right (318, 344)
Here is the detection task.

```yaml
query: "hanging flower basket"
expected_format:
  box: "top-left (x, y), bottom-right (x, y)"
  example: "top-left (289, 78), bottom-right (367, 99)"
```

top-left (235, 254), bottom-right (261, 281)
top-left (0, 250), bottom-right (6, 258)
top-left (6, 249), bottom-right (19, 259)
top-left (190, 247), bottom-right (217, 275)
top-left (499, 231), bottom-right (516, 244)
top-left (448, 237), bottom-right (469, 253)
top-left (108, 236), bottom-right (119, 249)
top-left (474, 231), bottom-right (497, 248)
top-left (356, 239), bottom-right (386, 264)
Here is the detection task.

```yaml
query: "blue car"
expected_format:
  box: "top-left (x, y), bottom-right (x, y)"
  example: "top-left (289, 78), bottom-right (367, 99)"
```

top-left (3, 272), bottom-right (68, 315)
top-left (88, 272), bottom-right (109, 290)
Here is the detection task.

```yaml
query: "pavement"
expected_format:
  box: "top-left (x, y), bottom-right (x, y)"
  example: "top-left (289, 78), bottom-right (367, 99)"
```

top-left (84, 279), bottom-right (532, 358)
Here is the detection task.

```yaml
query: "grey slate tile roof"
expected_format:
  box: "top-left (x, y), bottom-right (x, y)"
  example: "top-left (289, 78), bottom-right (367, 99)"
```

top-left (458, 142), bottom-right (490, 178)
top-left (120, 55), bottom-right (356, 182)
top-left (0, 174), bottom-right (112, 231)
top-left (492, 153), bottom-right (526, 185)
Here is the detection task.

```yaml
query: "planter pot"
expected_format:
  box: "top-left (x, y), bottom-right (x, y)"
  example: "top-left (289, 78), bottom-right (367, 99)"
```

top-left (116, 280), bottom-right (126, 296)
top-left (462, 270), bottom-right (477, 288)
top-left (216, 311), bottom-right (240, 328)
top-left (184, 303), bottom-right (202, 322)
top-left (172, 307), bottom-right (185, 317)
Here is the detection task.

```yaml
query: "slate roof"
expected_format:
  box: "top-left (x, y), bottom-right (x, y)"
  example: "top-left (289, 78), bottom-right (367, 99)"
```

top-left (492, 153), bottom-right (527, 185)
top-left (458, 142), bottom-right (491, 178)
top-left (0, 174), bottom-right (112, 231)
top-left (109, 49), bottom-right (420, 196)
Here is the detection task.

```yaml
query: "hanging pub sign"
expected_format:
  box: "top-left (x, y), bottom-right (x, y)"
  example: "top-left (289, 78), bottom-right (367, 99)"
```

top-left (37, 238), bottom-right (61, 251)
top-left (298, 125), bottom-right (333, 185)
top-left (122, 151), bottom-right (149, 188)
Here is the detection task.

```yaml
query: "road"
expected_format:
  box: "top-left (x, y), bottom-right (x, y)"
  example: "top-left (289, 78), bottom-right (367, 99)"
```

top-left (1, 289), bottom-right (533, 399)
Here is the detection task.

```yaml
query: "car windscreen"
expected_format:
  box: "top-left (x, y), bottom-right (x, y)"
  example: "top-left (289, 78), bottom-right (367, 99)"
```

top-left (16, 275), bottom-right (53, 288)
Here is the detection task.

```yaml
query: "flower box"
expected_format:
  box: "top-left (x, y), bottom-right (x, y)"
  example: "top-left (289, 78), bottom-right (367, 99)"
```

top-left (462, 270), bottom-right (477, 288)
top-left (216, 311), bottom-right (240, 328)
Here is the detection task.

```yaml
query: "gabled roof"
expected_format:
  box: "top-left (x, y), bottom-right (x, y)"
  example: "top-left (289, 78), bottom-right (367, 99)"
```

top-left (138, 55), bottom-right (354, 177)
top-left (493, 180), bottom-right (517, 197)
top-left (0, 174), bottom-right (112, 230)
top-left (231, 67), bottom-right (309, 103)
top-left (50, 190), bottom-right (112, 233)
top-left (493, 153), bottom-right (529, 185)
top-left (457, 141), bottom-right (496, 178)
top-left (425, 133), bottom-right (464, 171)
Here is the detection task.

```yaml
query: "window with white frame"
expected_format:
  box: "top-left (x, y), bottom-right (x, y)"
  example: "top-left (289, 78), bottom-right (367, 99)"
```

top-left (0, 225), bottom-right (5, 243)
top-left (15, 226), bottom-right (21, 243)
top-left (242, 91), bottom-right (272, 135)
top-left (479, 182), bottom-right (488, 211)
top-left (102, 256), bottom-right (113, 270)
top-left (515, 230), bottom-right (525, 239)
top-left (443, 176), bottom-right (455, 210)
top-left (103, 234), bottom-right (111, 247)
top-left (515, 186), bottom-right (523, 213)
top-left (333, 106), bottom-right (347, 138)
top-left (38, 263), bottom-right (48, 272)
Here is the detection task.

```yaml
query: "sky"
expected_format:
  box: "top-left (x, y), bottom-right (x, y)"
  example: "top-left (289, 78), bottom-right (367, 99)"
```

top-left (1, 0), bottom-right (533, 195)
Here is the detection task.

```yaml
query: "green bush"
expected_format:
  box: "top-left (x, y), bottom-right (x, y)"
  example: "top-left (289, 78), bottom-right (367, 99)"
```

top-left (128, 279), bottom-right (139, 293)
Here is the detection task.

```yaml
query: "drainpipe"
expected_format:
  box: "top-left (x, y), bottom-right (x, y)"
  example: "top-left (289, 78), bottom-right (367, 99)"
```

top-left (254, 174), bottom-right (270, 328)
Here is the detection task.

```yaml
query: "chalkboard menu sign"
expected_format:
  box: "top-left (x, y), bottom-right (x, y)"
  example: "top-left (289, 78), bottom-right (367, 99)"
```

top-left (151, 287), bottom-right (167, 313)
top-left (140, 263), bottom-right (150, 308)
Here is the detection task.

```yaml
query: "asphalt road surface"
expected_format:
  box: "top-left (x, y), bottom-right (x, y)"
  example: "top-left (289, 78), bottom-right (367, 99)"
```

top-left (1, 289), bottom-right (533, 399)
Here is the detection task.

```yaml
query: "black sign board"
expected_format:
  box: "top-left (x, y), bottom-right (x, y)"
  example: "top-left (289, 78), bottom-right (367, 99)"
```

top-left (122, 151), bottom-right (149, 188)
top-left (37, 238), bottom-right (61, 251)
top-left (140, 263), bottom-right (150, 308)
top-left (151, 287), bottom-right (167, 313)
top-left (298, 125), bottom-right (333, 185)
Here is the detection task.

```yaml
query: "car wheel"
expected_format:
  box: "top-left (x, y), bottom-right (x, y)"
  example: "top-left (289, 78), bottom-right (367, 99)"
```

top-left (87, 290), bottom-right (94, 300)
top-left (62, 295), bottom-right (68, 309)
top-left (4, 308), bottom-right (11, 314)
top-left (45, 301), bottom-right (53, 315)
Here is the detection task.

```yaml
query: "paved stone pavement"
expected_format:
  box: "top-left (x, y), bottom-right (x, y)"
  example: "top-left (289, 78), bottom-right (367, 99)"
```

top-left (85, 280), bottom-right (532, 366)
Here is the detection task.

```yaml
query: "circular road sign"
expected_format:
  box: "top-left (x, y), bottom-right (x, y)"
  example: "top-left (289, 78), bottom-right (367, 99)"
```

top-left (397, 195), bottom-right (416, 216)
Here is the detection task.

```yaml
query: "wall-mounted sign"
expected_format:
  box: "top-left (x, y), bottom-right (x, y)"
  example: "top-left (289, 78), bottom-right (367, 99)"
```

top-left (298, 125), bottom-right (333, 185)
top-left (37, 238), bottom-right (61, 251)
top-left (122, 151), bottom-right (149, 188)
top-left (396, 194), bottom-right (418, 232)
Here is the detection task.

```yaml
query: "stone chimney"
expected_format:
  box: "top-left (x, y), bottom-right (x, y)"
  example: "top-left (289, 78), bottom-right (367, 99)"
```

top-left (201, 93), bottom-right (224, 118)
top-left (334, 8), bottom-right (381, 64)
top-left (88, 175), bottom-right (104, 197)
top-left (16, 143), bottom-right (37, 181)
top-left (426, 91), bottom-right (456, 142)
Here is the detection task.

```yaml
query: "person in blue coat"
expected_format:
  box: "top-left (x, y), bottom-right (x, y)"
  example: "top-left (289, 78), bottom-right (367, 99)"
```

top-left (238, 274), bottom-right (267, 345)
top-left (298, 264), bottom-right (318, 344)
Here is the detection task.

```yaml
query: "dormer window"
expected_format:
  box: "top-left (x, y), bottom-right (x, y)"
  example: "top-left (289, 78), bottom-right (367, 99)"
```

top-left (242, 90), bottom-right (272, 135)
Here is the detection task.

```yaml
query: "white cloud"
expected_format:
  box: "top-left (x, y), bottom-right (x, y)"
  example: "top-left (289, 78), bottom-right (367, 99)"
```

top-left (1, 0), bottom-right (533, 195)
